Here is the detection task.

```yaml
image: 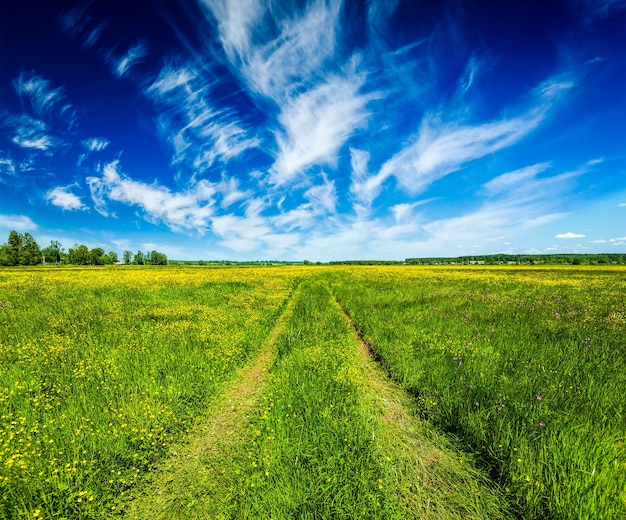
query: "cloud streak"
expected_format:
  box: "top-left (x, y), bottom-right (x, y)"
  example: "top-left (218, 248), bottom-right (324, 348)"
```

top-left (556, 232), bottom-right (586, 239)
top-left (87, 160), bottom-right (218, 232)
top-left (113, 41), bottom-right (149, 77)
top-left (45, 186), bottom-right (88, 211)
top-left (147, 62), bottom-right (259, 176)
top-left (271, 71), bottom-right (373, 185)
top-left (0, 214), bottom-right (38, 232)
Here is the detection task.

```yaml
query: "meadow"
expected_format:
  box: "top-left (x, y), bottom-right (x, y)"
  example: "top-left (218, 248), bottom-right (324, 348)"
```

top-left (330, 266), bottom-right (626, 519)
top-left (0, 265), bottom-right (624, 518)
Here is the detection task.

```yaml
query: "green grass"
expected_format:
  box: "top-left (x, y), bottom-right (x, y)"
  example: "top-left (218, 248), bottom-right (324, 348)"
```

top-left (330, 266), bottom-right (626, 519)
top-left (0, 267), bottom-right (295, 519)
top-left (221, 280), bottom-right (510, 519)
top-left (2, 265), bottom-right (624, 518)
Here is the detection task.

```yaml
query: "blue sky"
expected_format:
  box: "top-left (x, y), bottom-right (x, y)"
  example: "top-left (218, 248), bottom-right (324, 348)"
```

top-left (1, 0), bottom-right (625, 261)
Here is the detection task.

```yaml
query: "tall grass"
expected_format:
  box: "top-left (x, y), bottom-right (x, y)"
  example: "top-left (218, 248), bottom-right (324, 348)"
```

top-left (227, 280), bottom-right (510, 519)
top-left (0, 267), bottom-right (295, 519)
top-left (330, 265), bottom-right (626, 519)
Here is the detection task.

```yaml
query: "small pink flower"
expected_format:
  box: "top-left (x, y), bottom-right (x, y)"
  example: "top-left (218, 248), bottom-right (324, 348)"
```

top-left (538, 421), bottom-right (545, 427)
top-left (535, 394), bottom-right (542, 400)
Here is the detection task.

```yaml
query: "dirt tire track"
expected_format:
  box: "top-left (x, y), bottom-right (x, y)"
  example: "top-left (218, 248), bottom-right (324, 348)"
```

top-left (331, 293), bottom-right (512, 520)
top-left (125, 289), bottom-right (298, 520)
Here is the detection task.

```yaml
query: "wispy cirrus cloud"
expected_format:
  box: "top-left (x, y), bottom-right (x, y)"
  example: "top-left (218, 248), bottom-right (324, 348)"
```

top-left (86, 160), bottom-right (218, 232)
top-left (482, 163), bottom-right (552, 195)
top-left (350, 73), bottom-right (576, 208)
top-left (204, 0), bottom-right (374, 186)
top-left (82, 137), bottom-right (110, 152)
top-left (205, 0), bottom-right (341, 100)
top-left (272, 174), bottom-right (337, 231)
top-left (58, 5), bottom-right (107, 48)
top-left (3, 72), bottom-right (75, 152)
top-left (147, 62), bottom-right (259, 175)
top-left (0, 213), bottom-right (37, 232)
top-left (271, 71), bottom-right (373, 185)
top-left (556, 232), bottom-right (586, 238)
top-left (14, 72), bottom-right (66, 119)
top-left (0, 154), bottom-right (17, 181)
top-left (8, 114), bottom-right (56, 151)
top-left (45, 185), bottom-right (88, 211)
top-left (372, 159), bottom-right (586, 257)
top-left (112, 41), bottom-right (149, 77)
top-left (379, 109), bottom-right (544, 196)
top-left (349, 148), bottom-right (389, 211)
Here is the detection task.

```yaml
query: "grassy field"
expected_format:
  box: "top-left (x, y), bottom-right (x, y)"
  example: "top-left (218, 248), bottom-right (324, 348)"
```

top-left (0, 267), bottom-right (296, 518)
top-left (330, 266), bottom-right (626, 519)
top-left (0, 265), bottom-right (624, 518)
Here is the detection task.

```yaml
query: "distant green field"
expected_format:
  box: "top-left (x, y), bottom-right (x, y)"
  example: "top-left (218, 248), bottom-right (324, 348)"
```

top-left (1, 266), bottom-right (624, 519)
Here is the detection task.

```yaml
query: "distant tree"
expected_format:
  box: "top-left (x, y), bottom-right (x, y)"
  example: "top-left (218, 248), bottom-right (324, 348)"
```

top-left (132, 250), bottom-right (144, 265)
top-left (149, 250), bottom-right (167, 265)
top-left (89, 247), bottom-right (106, 265)
top-left (42, 240), bottom-right (63, 264)
top-left (19, 233), bottom-right (41, 265)
top-left (106, 251), bottom-right (119, 264)
top-left (123, 250), bottom-right (132, 264)
top-left (6, 230), bottom-right (22, 265)
top-left (68, 244), bottom-right (90, 265)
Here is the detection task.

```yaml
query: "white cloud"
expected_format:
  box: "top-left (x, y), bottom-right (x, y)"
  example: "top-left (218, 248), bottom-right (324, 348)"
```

top-left (86, 160), bottom-right (217, 233)
top-left (216, 175), bottom-right (251, 208)
top-left (271, 175), bottom-right (337, 231)
top-left (271, 71), bottom-right (373, 185)
top-left (10, 115), bottom-right (55, 150)
top-left (0, 155), bottom-right (16, 179)
top-left (4, 72), bottom-right (75, 152)
top-left (205, 0), bottom-right (373, 186)
top-left (13, 72), bottom-right (65, 119)
top-left (58, 5), bottom-right (89, 38)
top-left (304, 174), bottom-right (336, 214)
top-left (206, 0), bottom-right (342, 101)
top-left (148, 65), bottom-right (198, 95)
top-left (555, 232), bottom-right (586, 239)
top-left (379, 110), bottom-right (544, 197)
top-left (483, 163), bottom-right (551, 195)
top-left (147, 63), bottom-right (259, 173)
top-left (12, 72), bottom-right (75, 126)
top-left (535, 77), bottom-right (576, 101)
top-left (201, 0), bottom-right (264, 63)
top-left (82, 138), bottom-right (110, 152)
top-left (45, 186), bottom-right (87, 211)
top-left (113, 41), bottom-right (149, 77)
top-left (58, 5), bottom-right (107, 48)
top-left (0, 214), bottom-right (37, 232)
top-left (84, 23), bottom-right (106, 47)
top-left (349, 148), bottom-right (387, 209)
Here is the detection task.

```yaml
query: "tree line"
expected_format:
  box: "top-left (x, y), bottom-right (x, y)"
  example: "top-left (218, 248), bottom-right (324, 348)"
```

top-left (0, 230), bottom-right (167, 266)
top-left (405, 253), bottom-right (626, 265)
